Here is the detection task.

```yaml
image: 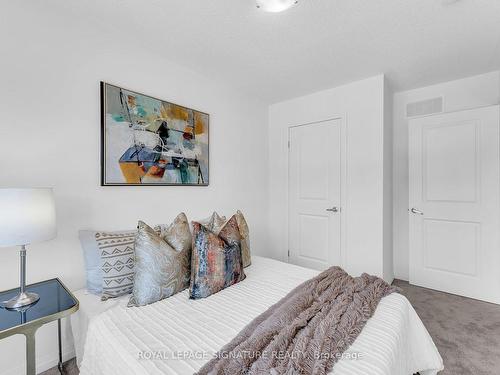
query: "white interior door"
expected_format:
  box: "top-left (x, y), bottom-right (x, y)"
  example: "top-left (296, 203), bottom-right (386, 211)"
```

top-left (409, 105), bottom-right (500, 304)
top-left (288, 119), bottom-right (342, 270)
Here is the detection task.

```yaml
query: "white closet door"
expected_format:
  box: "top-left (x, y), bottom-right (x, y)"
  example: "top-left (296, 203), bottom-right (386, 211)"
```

top-left (409, 105), bottom-right (500, 304)
top-left (288, 119), bottom-right (342, 270)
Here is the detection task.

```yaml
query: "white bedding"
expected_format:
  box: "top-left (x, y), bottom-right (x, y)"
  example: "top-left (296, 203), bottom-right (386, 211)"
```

top-left (73, 256), bottom-right (443, 375)
top-left (71, 288), bottom-right (129, 366)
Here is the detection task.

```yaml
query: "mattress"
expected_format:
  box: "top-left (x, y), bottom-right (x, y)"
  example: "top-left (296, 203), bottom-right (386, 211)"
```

top-left (71, 288), bottom-right (129, 366)
top-left (73, 256), bottom-right (443, 375)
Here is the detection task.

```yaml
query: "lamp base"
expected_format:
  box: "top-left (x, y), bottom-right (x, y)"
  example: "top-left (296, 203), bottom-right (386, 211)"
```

top-left (1, 291), bottom-right (39, 310)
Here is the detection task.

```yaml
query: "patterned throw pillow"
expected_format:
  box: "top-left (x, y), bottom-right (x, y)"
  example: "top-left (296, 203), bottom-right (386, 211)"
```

top-left (199, 211), bottom-right (252, 268)
top-left (198, 211), bottom-right (226, 232)
top-left (235, 210), bottom-right (251, 268)
top-left (190, 215), bottom-right (246, 299)
top-left (97, 231), bottom-right (136, 301)
top-left (128, 213), bottom-right (192, 307)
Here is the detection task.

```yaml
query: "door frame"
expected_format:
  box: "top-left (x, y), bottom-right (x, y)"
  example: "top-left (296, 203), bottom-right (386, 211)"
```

top-left (286, 116), bottom-right (348, 269)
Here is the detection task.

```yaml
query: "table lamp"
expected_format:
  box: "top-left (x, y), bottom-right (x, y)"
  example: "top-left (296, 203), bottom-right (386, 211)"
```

top-left (0, 188), bottom-right (56, 309)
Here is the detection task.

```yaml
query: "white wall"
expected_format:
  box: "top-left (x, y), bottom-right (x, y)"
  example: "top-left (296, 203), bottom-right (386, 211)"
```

top-left (268, 75), bottom-right (393, 281)
top-left (393, 71), bottom-right (500, 280)
top-left (383, 79), bottom-right (394, 282)
top-left (0, 3), bottom-right (268, 374)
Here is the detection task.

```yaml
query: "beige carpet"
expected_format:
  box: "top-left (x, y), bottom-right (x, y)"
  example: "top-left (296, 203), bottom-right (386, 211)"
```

top-left (40, 280), bottom-right (500, 375)
top-left (39, 359), bottom-right (78, 375)
top-left (393, 279), bottom-right (500, 375)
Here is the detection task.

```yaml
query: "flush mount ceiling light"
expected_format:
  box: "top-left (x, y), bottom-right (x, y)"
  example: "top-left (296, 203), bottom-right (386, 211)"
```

top-left (256, 0), bottom-right (298, 13)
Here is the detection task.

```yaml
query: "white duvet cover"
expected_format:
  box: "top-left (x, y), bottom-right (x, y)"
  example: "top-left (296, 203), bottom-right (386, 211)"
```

top-left (74, 256), bottom-right (443, 375)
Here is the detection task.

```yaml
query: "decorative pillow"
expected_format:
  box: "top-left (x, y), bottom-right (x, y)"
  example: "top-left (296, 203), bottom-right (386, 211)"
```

top-left (235, 210), bottom-right (251, 267)
top-left (190, 215), bottom-right (246, 299)
top-left (81, 229), bottom-right (150, 295)
top-left (128, 214), bottom-right (192, 307)
top-left (197, 211), bottom-right (251, 268)
top-left (154, 212), bottom-right (192, 248)
top-left (198, 211), bottom-right (226, 232)
top-left (79, 230), bottom-right (104, 295)
top-left (97, 231), bottom-right (137, 301)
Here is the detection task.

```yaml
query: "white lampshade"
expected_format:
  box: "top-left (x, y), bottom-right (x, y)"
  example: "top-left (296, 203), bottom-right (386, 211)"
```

top-left (0, 188), bottom-right (57, 247)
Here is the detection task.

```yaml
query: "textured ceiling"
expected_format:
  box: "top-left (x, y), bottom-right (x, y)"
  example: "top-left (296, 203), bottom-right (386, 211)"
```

top-left (17, 0), bottom-right (500, 102)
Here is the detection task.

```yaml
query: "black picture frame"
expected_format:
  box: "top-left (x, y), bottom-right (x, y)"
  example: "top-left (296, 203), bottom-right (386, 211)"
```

top-left (100, 82), bottom-right (210, 186)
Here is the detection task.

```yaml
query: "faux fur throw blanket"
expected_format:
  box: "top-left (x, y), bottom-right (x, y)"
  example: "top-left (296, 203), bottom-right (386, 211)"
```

top-left (197, 266), bottom-right (398, 375)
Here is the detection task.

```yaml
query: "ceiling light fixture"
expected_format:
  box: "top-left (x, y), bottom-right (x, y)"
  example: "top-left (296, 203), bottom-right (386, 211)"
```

top-left (256, 0), bottom-right (298, 13)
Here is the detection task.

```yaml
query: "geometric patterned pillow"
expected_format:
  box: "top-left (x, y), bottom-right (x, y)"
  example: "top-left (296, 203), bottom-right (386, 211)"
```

top-left (96, 231), bottom-right (136, 301)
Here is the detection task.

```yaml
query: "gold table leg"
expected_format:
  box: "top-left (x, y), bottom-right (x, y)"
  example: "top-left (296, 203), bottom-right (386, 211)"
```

top-left (23, 326), bottom-right (40, 375)
top-left (58, 319), bottom-right (63, 374)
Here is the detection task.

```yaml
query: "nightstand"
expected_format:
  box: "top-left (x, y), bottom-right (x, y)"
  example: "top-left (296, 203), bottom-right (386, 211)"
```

top-left (0, 278), bottom-right (79, 375)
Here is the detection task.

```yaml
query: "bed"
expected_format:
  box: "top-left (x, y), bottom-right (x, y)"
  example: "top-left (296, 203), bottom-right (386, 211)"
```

top-left (71, 256), bottom-right (443, 375)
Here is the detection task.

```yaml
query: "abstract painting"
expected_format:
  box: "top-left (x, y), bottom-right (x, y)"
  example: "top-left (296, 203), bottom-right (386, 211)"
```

top-left (101, 82), bottom-right (209, 186)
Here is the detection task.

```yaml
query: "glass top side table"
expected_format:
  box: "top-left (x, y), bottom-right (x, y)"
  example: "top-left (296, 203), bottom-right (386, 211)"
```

top-left (0, 278), bottom-right (79, 375)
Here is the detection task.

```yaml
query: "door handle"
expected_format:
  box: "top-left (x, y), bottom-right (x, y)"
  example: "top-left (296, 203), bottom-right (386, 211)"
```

top-left (409, 208), bottom-right (424, 215)
top-left (326, 207), bottom-right (339, 213)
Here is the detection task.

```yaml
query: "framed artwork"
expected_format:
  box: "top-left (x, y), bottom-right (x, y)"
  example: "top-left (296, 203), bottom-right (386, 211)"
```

top-left (101, 82), bottom-right (209, 186)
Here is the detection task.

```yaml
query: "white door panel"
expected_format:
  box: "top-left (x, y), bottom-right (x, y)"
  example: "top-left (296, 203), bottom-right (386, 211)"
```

top-left (288, 119), bottom-right (342, 270)
top-left (423, 219), bottom-right (479, 277)
top-left (424, 122), bottom-right (478, 202)
top-left (409, 105), bottom-right (500, 304)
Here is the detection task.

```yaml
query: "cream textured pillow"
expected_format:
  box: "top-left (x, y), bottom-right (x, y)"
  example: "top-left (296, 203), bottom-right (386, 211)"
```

top-left (203, 210), bottom-right (251, 268)
top-left (198, 211), bottom-right (227, 232)
top-left (128, 213), bottom-right (192, 307)
top-left (235, 210), bottom-right (251, 267)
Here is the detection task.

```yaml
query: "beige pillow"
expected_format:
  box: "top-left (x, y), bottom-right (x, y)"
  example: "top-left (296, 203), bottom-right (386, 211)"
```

top-left (236, 210), bottom-right (251, 267)
top-left (198, 211), bottom-right (227, 232)
top-left (128, 213), bottom-right (191, 307)
top-left (200, 211), bottom-right (251, 268)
